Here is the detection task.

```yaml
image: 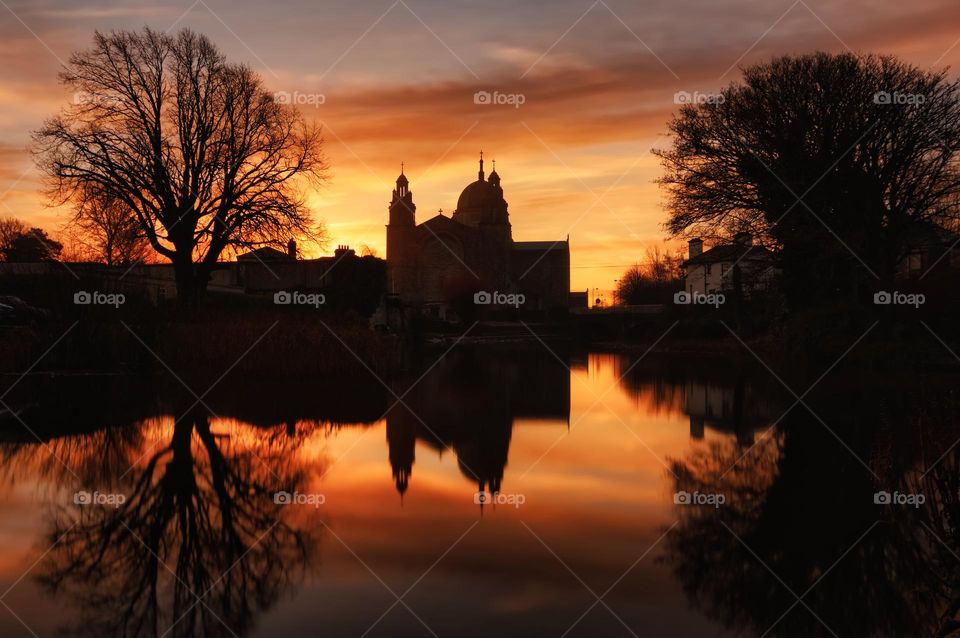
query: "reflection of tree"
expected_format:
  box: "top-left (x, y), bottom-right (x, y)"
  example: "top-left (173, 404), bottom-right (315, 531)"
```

top-left (663, 436), bottom-right (792, 633)
top-left (0, 424), bottom-right (147, 489)
top-left (662, 384), bottom-right (960, 638)
top-left (34, 408), bottom-right (319, 638)
top-left (890, 392), bottom-right (960, 637)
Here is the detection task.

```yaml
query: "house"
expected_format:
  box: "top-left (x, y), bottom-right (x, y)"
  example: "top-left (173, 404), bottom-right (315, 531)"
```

top-left (682, 232), bottom-right (777, 296)
top-left (895, 220), bottom-right (960, 279)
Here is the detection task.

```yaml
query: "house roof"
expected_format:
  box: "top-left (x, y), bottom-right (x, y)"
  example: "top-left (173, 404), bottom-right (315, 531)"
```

top-left (237, 246), bottom-right (292, 262)
top-left (683, 243), bottom-right (773, 266)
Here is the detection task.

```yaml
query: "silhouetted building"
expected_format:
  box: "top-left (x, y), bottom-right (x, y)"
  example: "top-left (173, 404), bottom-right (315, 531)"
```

top-left (237, 246), bottom-right (293, 263)
top-left (682, 232), bottom-right (778, 297)
top-left (896, 220), bottom-right (960, 279)
top-left (386, 156), bottom-right (571, 316)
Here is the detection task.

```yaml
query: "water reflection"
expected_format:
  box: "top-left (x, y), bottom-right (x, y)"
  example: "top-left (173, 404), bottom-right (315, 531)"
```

top-left (614, 354), bottom-right (782, 444)
top-left (0, 351), bottom-right (957, 637)
top-left (385, 348), bottom-right (569, 497)
top-left (1, 407), bottom-right (321, 638)
top-left (661, 374), bottom-right (960, 637)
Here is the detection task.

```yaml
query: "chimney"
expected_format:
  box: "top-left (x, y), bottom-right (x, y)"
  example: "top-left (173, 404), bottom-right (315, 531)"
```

top-left (688, 238), bottom-right (703, 259)
top-left (334, 244), bottom-right (355, 259)
top-left (734, 232), bottom-right (752, 247)
top-left (287, 238), bottom-right (297, 260)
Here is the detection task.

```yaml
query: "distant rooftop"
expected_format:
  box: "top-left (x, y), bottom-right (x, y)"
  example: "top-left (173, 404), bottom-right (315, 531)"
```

top-left (237, 246), bottom-right (292, 262)
top-left (513, 240), bottom-right (567, 251)
top-left (684, 243), bottom-right (773, 266)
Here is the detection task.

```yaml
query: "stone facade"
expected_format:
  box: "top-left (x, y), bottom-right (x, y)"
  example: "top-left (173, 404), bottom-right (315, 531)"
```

top-left (386, 157), bottom-right (570, 314)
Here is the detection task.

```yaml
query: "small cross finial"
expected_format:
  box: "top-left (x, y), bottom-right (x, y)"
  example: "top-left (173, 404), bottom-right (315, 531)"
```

top-left (492, 159), bottom-right (496, 170)
top-left (400, 161), bottom-right (404, 174)
top-left (479, 150), bottom-right (483, 160)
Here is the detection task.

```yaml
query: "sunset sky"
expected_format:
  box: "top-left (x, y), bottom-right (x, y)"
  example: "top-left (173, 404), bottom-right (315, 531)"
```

top-left (1, 0), bottom-right (959, 290)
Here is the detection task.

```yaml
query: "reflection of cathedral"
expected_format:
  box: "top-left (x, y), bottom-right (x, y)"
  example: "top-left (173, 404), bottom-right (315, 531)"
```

top-left (385, 349), bottom-right (570, 497)
top-left (386, 155), bottom-right (571, 313)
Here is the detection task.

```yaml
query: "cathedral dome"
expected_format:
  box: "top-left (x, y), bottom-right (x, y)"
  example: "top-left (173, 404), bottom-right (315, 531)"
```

top-left (456, 179), bottom-right (501, 212)
top-left (454, 178), bottom-right (508, 227)
top-left (453, 155), bottom-right (509, 228)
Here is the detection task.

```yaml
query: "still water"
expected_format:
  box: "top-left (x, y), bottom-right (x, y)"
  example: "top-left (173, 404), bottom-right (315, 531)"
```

top-left (0, 347), bottom-right (957, 637)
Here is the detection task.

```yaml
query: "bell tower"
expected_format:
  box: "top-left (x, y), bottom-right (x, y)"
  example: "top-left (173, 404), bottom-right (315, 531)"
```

top-left (387, 164), bottom-right (416, 294)
top-left (388, 164), bottom-right (415, 226)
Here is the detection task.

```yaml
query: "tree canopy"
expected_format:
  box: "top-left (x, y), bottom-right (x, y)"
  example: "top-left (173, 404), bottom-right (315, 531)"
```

top-left (0, 223), bottom-right (63, 262)
top-left (34, 27), bottom-right (327, 305)
top-left (656, 52), bottom-right (960, 307)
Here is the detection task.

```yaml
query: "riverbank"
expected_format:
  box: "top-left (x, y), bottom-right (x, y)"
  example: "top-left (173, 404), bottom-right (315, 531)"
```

top-left (3, 273), bottom-right (958, 384)
top-left (0, 299), bottom-right (404, 384)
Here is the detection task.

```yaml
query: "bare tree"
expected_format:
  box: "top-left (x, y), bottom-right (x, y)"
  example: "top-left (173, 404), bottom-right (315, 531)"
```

top-left (616, 246), bottom-right (684, 304)
top-left (64, 188), bottom-right (151, 266)
top-left (0, 217), bottom-right (27, 256)
top-left (34, 28), bottom-right (327, 306)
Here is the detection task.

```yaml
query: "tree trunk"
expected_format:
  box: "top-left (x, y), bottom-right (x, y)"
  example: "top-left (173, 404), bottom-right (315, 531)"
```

top-left (173, 251), bottom-right (200, 310)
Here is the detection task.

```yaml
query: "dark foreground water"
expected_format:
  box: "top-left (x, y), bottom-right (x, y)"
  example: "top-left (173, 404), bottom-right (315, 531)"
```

top-left (0, 347), bottom-right (958, 637)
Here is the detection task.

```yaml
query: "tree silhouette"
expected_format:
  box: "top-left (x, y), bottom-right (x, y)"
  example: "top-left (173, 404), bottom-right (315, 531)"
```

top-left (657, 53), bottom-right (960, 308)
top-left (661, 384), bottom-right (960, 637)
top-left (34, 28), bottom-right (327, 307)
top-left (29, 409), bottom-right (320, 638)
top-left (65, 187), bottom-right (151, 266)
top-left (0, 226), bottom-right (62, 262)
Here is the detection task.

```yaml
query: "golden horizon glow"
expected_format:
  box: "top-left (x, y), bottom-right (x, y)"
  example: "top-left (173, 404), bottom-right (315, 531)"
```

top-left (1, 0), bottom-right (958, 290)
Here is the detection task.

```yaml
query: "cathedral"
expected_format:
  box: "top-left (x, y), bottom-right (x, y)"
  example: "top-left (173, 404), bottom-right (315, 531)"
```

top-left (386, 155), bottom-right (570, 316)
